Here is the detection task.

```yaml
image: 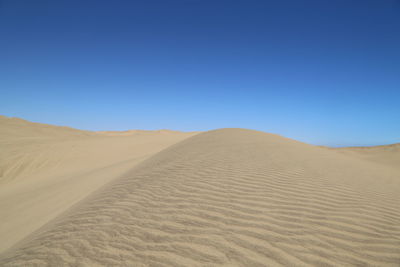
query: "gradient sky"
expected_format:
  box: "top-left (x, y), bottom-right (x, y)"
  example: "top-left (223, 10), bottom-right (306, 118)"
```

top-left (1, 0), bottom-right (399, 146)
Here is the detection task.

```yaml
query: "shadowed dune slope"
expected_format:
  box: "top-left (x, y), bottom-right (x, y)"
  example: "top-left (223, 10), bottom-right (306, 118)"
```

top-left (1, 129), bottom-right (399, 266)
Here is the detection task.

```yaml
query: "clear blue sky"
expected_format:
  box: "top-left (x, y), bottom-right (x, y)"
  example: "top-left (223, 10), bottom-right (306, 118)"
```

top-left (1, 0), bottom-right (399, 146)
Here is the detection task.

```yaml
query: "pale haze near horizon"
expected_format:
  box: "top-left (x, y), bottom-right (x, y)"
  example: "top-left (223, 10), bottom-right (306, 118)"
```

top-left (1, 0), bottom-right (399, 146)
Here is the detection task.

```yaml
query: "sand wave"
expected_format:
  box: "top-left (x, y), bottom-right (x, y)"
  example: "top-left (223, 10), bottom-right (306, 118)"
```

top-left (1, 129), bottom-right (399, 266)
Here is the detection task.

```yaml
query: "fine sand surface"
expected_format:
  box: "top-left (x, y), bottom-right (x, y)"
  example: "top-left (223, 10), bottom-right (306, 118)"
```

top-left (1, 118), bottom-right (400, 266)
top-left (333, 144), bottom-right (400, 171)
top-left (0, 115), bottom-right (197, 253)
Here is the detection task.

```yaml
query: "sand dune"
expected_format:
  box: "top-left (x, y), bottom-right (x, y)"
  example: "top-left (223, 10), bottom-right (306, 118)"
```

top-left (0, 115), bottom-right (197, 252)
top-left (333, 143), bottom-right (400, 172)
top-left (1, 128), bottom-right (399, 266)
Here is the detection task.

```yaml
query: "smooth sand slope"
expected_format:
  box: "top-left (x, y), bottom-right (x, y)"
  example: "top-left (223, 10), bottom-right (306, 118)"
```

top-left (334, 143), bottom-right (400, 171)
top-left (0, 115), bottom-right (197, 252)
top-left (1, 128), bottom-right (399, 266)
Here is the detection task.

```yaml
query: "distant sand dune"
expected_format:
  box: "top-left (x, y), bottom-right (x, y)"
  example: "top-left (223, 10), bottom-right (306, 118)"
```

top-left (0, 115), bottom-right (196, 252)
top-left (333, 143), bottom-right (400, 171)
top-left (1, 128), bottom-right (399, 266)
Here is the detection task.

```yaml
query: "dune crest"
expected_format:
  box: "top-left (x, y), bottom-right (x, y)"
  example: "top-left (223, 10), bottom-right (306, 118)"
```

top-left (1, 128), bottom-right (399, 266)
top-left (0, 116), bottom-right (197, 252)
top-left (333, 143), bottom-right (400, 171)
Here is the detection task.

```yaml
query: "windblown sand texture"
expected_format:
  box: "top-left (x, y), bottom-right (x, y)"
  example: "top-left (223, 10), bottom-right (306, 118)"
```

top-left (334, 143), bottom-right (400, 171)
top-left (1, 124), bottom-right (399, 266)
top-left (0, 115), bottom-right (197, 252)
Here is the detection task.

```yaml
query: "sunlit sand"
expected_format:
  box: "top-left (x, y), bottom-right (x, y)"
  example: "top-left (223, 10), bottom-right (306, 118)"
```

top-left (1, 116), bottom-right (399, 266)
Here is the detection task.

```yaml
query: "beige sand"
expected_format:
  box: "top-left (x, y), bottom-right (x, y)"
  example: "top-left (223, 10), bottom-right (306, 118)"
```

top-left (0, 115), bottom-right (197, 252)
top-left (1, 118), bottom-right (399, 266)
top-left (333, 144), bottom-right (400, 171)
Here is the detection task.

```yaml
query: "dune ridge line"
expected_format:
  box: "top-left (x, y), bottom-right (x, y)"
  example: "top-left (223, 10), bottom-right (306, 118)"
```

top-left (1, 128), bottom-right (399, 266)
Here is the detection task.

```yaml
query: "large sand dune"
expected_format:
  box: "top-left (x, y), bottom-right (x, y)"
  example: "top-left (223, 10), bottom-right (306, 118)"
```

top-left (0, 115), bottom-right (197, 252)
top-left (1, 126), bottom-right (399, 266)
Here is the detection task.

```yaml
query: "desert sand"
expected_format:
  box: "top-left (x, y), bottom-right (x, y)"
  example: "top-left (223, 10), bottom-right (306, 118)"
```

top-left (333, 144), bottom-right (400, 171)
top-left (0, 116), bottom-right (399, 266)
top-left (0, 115), bottom-right (197, 253)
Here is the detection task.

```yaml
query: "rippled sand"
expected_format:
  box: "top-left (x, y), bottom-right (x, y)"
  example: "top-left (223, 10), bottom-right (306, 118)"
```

top-left (1, 124), bottom-right (399, 266)
top-left (0, 115), bottom-right (196, 252)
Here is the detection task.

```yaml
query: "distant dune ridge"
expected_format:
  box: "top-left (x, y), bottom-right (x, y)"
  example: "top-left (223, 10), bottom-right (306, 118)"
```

top-left (333, 143), bottom-right (400, 171)
top-left (0, 118), bottom-right (399, 266)
top-left (0, 115), bottom-right (197, 253)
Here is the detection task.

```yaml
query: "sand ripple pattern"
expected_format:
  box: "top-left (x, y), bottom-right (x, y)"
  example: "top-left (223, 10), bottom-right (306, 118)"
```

top-left (1, 129), bottom-right (400, 266)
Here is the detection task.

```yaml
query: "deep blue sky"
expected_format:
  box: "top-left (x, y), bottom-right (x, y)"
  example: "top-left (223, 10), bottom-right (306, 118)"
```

top-left (1, 0), bottom-right (399, 146)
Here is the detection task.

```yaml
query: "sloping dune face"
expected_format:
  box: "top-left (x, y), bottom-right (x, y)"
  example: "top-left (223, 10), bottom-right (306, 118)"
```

top-left (0, 115), bottom-right (196, 252)
top-left (334, 143), bottom-right (400, 171)
top-left (0, 115), bottom-right (94, 182)
top-left (1, 129), bottom-right (400, 266)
